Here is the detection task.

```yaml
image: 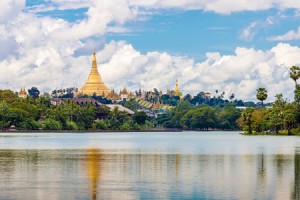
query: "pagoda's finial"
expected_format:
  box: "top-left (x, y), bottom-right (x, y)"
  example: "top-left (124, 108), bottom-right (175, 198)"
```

top-left (92, 49), bottom-right (97, 63)
top-left (93, 48), bottom-right (96, 55)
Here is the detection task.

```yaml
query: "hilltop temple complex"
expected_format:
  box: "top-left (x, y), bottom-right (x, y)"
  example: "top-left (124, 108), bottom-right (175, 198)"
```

top-left (77, 51), bottom-right (182, 101)
top-left (14, 51), bottom-right (214, 116)
top-left (71, 51), bottom-right (184, 114)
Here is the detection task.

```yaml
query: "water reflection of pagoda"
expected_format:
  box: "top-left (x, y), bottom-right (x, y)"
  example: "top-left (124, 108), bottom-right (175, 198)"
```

top-left (87, 149), bottom-right (101, 200)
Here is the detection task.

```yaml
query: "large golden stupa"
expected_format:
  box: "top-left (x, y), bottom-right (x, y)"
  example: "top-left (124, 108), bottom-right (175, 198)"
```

top-left (78, 51), bottom-right (110, 96)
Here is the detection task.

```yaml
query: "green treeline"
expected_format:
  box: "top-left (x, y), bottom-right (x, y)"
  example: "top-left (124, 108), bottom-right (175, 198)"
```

top-left (237, 66), bottom-right (300, 135)
top-left (0, 66), bottom-right (299, 133)
top-left (0, 90), bottom-right (240, 131)
top-left (154, 101), bottom-right (241, 130)
top-left (0, 93), bottom-right (152, 131)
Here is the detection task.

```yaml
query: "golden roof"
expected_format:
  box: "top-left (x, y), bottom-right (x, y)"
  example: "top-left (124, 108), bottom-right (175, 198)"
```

top-left (78, 51), bottom-right (110, 96)
top-left (120, 87), bottom-right (128, 95)
top-left (19, 88), bottom-right (27, 95)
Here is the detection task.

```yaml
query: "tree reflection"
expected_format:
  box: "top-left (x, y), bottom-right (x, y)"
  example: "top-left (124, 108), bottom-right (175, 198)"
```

top-left (293, 154), bottom-right (300, 199)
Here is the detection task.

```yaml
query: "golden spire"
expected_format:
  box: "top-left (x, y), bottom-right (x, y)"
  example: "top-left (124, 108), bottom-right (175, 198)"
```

top-left (92, 49), bottom-right (96, 61)
top-left (174, 79), bottom-right (181, 96)
top-left (175, 80), bottom-right (179, 91)
top-left (78, 51), bottom-right (110, 96)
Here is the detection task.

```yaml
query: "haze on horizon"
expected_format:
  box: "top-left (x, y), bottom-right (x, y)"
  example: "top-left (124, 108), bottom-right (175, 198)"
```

top-left (1, 0), bottom-right (300, 101)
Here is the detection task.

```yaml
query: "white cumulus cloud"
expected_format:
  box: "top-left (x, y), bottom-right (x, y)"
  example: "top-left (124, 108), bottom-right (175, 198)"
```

top-left (268, 27), bottom-right (300, 41)
top-left (96, 41), bottom-right (297, 101)
top-left (0, 0), bottom-right (25, 22)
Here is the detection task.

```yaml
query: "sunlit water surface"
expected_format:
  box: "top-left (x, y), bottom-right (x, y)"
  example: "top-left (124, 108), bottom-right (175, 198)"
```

top-left (0, 132), bottom-right (300, 200)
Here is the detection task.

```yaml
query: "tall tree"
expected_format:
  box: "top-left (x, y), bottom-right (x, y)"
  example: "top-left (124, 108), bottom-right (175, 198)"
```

top-left (0, 101), bottom-right (10, 129)
top-left (28, 87), bottom-right (40, 99)
top-left (283, 103), bottom-right (297, 135)
top-left (241, 107), bottom-right (254, 134)
top-left (290, 66), bottom-right (300, 87)
top-left (0, 90), bottom-right (17, 103)
top-left (295, 84), bottom-right (300, 104)
top-left (256, 88), bottom-right (268, 108)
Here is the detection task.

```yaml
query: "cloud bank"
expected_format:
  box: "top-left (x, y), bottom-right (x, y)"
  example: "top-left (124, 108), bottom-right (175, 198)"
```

top-left (0, 0), bottom-right (299, 102)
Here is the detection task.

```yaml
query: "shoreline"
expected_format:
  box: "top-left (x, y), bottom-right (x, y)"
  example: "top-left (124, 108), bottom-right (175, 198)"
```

top-left (239, 132), bottom-right (300, 136)
top-left (0, 129), bottom-right (183, 133)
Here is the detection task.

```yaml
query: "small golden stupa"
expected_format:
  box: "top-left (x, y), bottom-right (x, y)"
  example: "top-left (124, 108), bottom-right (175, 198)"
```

top-left (18, 88), bottom-right (28, 98)
top-left (174, 79), bottom-right (181, 96)
top-left (78, 51), bottom-right (110, 96)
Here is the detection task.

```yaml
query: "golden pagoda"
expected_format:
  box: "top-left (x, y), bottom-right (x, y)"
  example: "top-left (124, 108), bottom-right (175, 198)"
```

top-left (174, 79), bottom-right (182, 96)
top-left (78, 51), bottom-right (110, 96)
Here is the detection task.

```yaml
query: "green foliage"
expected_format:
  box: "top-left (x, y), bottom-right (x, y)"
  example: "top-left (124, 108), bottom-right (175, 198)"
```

top-left (145, 120), bottom-right (154, 129)
top-left (94, 120), bottom-right (108, 130)
top-left (160, 94), bottom-right (180, 106)
top-left (295, 84), bottom-right (300, 104)
top-left (291, 127), bottom-right (300, 135)
top-left (75, 105), bottom-right (96, 130)
top-left (133, 111), bottom-right (148, 125)
top-left (238, 107), bottom-right (254, 134)
top-left (0, 90), bottom-right (17, 103)
top-left (256, 88), bottom-right (268, 108)
top-left (0, 101), bottom-right (10, 129)
top-left (18, 119), bottom-right (42, 130)
top-left (66, 121), bottom-right (79, 130)
top-left (283, 103), bottom-right (297, 135)
top-left (28, 87), bottom-right (40, 99)
top-left (216, 105), bottom-right (241, 130)
top-left (0, 121), bottom-right (10, 130)
top-left (8, 107), bottom-right (31, 127)
top-left (10, 102), bottom-right (40, 120)
top-left (181, 106), bottom-right (217, 130)
top-left (119, 122), bottom-right (132, 130)
top-left (124, 100), bottom-right (139, 111)
top-left (107, 107), bottom-right (131, 129)
top-left (46, 106), bottom-right (67, 128)
top-left (44, 118), bottom-right (62, 130)
top-left (290, 65), bottom-right (300, 86)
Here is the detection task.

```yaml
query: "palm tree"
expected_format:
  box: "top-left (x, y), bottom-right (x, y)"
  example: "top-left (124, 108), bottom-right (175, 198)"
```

top-left (229, 93), bottom-right (235, 100)
top-left (242, 107), bottom-right (254, 134)
top-left (290, 66), bottom-right (300, 87)
top-left (256, 88), bottom-right (268, 108)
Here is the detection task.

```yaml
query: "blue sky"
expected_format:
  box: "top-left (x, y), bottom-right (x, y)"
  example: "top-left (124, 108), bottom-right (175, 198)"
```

top-left (1, 0), bottom-right (300, 100)
top-left (25, 1), bottom-right (300, 59)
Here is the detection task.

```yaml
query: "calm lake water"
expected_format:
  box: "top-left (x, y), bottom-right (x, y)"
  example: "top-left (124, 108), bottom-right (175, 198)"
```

top-left (0, 131), bottom-right (300, 200)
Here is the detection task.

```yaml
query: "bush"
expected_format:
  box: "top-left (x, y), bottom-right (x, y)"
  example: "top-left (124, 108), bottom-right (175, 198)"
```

top-left (0, 120), bottom-right (10, 130)
top-left (44, 118), bottom-right (62, 130)
top-left (291, 127), bottom-right (300, 135)
top-left (145, 121), bottom-right (154, 129)
top-left (18, 119), bottom-right (41, 130)
top-left (119, 122), bottom-right (132, 130)
top-left (66, 121), bottom-right (79, 130)
top-left (133, 123), bottom-right (142, 130)
top-left (95, 120), bottom-right (108, 130)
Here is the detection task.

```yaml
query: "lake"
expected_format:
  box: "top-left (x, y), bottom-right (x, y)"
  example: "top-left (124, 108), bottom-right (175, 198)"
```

top-left (0, 132), bottom-right (299, 200)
